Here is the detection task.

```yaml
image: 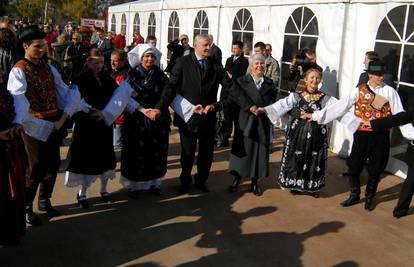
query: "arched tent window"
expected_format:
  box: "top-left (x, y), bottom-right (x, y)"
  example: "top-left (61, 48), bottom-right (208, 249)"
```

top-left (194, 10), bottom-right (209, 39)
top-left (375, 4), bottom-right (414, 108)
top-left (121, 14), bottom-right (127, 33)
top-left (281, 6), bottom-right (319, 90)
top-left (111, 14), bottom-right (116, 33)
top-left (232, 8), bottom-right (253, 55)
top-left (133, 13), bottom-right (140, 34)
top-left (374, 4), bottom-right (414, 151)
top-left (148, 12), bottom-right (156, 37)
top-left (168, 11), bottom-right (180, 42)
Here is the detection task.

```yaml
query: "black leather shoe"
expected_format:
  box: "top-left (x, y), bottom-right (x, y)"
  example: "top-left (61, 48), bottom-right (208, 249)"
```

top-left (150, 186), bottom-right (163, 196)
top-left (251, 184), bottom-right (263, 196)
top-left (393, 209), bottom-right (408, 219)
top-left (228, 176), bottom-right (241, 193)
top-left (290, 189), bottom-right (300, 195)
top-left (128, 190), bottom-right (140, 199)
top-left (179, 184), bottom-right (190, 194)
top-left (310, 192), bottom-right (320, 198)
top-left (364, 197), bottom-right (375, 211)
top-left (195, 183), bottom-right (210, 193)
top-left (77, 194), bottom-right (89, 209)
top-left (340, 193), bottom-right (360, 207)
top-left (26, 207), bottom-right (42, 226)
top-left (38, 199), bottom-right (61, 217)
top-left (100, 192), bottom-right (114, 203)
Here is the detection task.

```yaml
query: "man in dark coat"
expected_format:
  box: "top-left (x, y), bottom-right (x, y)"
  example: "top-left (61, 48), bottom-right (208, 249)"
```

top-left (164, 34), bottom-right (194, 73)
top-left (208, 34), bottom-right (222, 66)
top-left (92, 29), bottom-right (114, 71)
top-left (218, 40), bottom-right (249, 147)
top-left (368, 108), bottom-right (414, 218)
top-left (356, 51), bottom-right (395, 88)
top-left (157, 34), bottom-right (224, 193)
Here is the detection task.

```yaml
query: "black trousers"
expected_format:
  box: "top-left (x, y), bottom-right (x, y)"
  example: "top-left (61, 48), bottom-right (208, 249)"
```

top-left (22, 131), bottom-right (62, 206)
top-left (347, 131), bottom-right (390, 196)
top-left (395, 167), bottom-right (414, 213)
top-left (223, 107), bottom-right (239, 140)
top-left (179, 127), bottom-right (215, 186)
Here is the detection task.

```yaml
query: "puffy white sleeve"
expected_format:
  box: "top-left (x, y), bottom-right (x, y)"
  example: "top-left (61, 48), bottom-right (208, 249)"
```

top-left (101, 80), bottom-right (141, 126)
top-left (387, 87), bottom-right (414, 140)
top-left (312, 90), bottom-right (358, 125)
top-left (7, 67), bottom-right (54, 141)
top-left (264, 93), bottom-right (298, 125)
top-left (50, 65), bottom-right (90, 116)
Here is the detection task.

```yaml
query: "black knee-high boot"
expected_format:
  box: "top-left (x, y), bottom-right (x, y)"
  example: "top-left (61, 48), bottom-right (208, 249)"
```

top-left (365, 177), bottom-right (379, 211)
top-left (251, 177), bottom-right (262, 196)
top-left (340, 176), bottom-right (361, 207)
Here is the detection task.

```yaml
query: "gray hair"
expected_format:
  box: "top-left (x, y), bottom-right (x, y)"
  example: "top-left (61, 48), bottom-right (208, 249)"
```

top-left (194, 34), bottom-right (211, 45)
top-left (249, 53), bottom-right (266, 65)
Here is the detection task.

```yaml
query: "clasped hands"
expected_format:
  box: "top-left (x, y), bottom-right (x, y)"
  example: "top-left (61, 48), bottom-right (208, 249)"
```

top-left (249, 105), bottom-right (265, 116)
top-left (300, 111), bottom-right (313, 121)
top-left (90, 108), bottom-right (161, 122)
top-left (193, 104), bottom-right (215, 115)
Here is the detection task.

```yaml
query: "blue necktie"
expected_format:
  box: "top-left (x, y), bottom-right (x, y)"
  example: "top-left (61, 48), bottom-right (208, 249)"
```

top-left (199, 59), bottom-right (207, 72)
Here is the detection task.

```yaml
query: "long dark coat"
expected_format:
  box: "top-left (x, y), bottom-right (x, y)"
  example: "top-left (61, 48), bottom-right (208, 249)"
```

top-left (229, 74), bottom-right (276, 179)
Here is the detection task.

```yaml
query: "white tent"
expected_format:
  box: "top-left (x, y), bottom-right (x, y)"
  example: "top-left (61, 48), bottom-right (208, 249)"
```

top-left (108, 0), bottom-right (414, 178)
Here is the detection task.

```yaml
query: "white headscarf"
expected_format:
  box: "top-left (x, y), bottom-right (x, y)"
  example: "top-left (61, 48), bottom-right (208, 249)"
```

top-left (128, 43), bottom-right (162, 68)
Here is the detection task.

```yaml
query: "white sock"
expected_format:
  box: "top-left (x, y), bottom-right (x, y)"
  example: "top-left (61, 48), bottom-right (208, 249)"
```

top-left (79, 184), bottom-right (88, 197)
top-left (100, 179), bottom-right (109, 194)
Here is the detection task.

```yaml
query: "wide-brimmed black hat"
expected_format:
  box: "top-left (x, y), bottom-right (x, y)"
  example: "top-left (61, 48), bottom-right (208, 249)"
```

top-left (365, 60), bottom-right (386, 74)
top-left (18, 25), bottom-right (45, 43)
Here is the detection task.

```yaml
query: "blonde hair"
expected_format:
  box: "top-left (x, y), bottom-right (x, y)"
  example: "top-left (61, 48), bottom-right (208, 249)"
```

top-left (305, 68), bottom-right (322, 79)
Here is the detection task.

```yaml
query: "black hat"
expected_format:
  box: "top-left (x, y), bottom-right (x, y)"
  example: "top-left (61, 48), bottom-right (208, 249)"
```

top-left (18, 25), bottom-right (45, 43)
top-left (366, 60), bottom-right (386, 74)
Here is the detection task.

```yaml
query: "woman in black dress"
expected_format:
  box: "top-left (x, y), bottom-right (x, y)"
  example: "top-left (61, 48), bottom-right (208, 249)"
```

top-left (265, 68), bottom-right (336, 197)
top-left (97, 44), bottom-right (170, 198)
top-left (65, 48), bottom-right (118, 208)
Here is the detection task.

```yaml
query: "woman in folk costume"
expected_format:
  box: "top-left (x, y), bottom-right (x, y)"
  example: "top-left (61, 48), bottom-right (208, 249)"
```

top-left (0, 71), bottom-right (26, 245)
top-left (96, 44), bottom-right (170, 198)
top-left (65, 48), bottom-right (119, 208)
top-left (265, 68), bottom-right (340, 197)
top-left (227, 53), bottom-right (277, 196)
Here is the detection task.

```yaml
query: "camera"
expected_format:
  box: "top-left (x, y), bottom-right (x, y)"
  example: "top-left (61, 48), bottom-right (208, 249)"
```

top-left (292, 47), bottom-right (311, 70)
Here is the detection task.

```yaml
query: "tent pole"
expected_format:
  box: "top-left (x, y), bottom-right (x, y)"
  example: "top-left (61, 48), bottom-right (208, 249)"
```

top-left (216, 0), bottom-right (223, 50)
top-left (159, 0), bottom-right (165, 51)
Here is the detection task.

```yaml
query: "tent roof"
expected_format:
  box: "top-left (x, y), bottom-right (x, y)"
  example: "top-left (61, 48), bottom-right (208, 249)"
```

top-left (109, 0), bottom-right (414, 13)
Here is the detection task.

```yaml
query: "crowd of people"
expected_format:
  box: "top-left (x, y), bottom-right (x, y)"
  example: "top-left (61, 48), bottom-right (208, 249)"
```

top-left (1, 15), bottom-right (414, 248)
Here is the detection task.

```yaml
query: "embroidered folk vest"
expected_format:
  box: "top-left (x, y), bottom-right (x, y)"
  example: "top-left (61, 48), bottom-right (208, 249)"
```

top-left (354, 84), bottom-right (391, 131)
top-left (15, 59), bottom-right (60, 119)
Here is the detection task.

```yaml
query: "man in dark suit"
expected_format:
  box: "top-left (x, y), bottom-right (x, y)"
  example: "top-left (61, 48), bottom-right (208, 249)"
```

top-left (356, 51), bottom-right (395, 88)
top-left (157, 34), bottom-right (224, 193)
top-left (165, 34), bottom-right (194, 73)
top-left (367, 108), bottom-right (414, 218)
top-left (218, 40), bottom-right (249, 147)
top-left (92, 28), bottom-right (114, 71)
top-left (208, 34), bottom-right (222, 66)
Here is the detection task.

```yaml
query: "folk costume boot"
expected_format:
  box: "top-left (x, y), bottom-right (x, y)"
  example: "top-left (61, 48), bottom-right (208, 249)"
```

top-left (25, 205), bottom-right (42, 226)
top-left (38, 198), bottom-right (61, 217)
top-left (340, 176), bottom-right (361, 207)
top-left (229, 174), bottom-right (242, 193)
top-left (364, 178), bottom-right (379, 211)
top-left (251, 178), bottom-right (262, 196)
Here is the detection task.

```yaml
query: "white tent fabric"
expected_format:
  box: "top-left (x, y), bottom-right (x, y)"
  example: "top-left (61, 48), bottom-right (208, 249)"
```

top-left (108, 1), bottom-right (414, 178)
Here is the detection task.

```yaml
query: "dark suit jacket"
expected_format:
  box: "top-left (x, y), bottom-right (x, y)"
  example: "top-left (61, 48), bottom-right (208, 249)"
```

top-left (209, 43), bottom-right (222, 66)
top-left (221, 55), bottom-right (249, 101)
top-left (157, 52), bottom-right (224, 133)
top-left (371, 108), bottom-right (414, 168)
top-left (357, 72), bottom-right (395, 88)
top-left (165, 40), bottom-right (194, 73)
top-left (230, 75), bottom-right (276, 153)
top-left (92, 38), bottom-right (114, 70)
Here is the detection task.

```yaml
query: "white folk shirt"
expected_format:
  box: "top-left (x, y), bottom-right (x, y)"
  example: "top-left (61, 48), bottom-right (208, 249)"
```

top-left (311, 82), bottom-right (414, 140)
top-left (7, 64), bottom-right (89, 141)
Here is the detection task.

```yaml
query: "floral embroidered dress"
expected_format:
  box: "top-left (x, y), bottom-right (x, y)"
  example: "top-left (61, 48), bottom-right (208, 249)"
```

top-left (265, 89), bottom-right (334, 192)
